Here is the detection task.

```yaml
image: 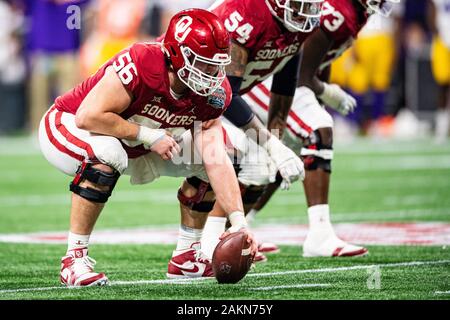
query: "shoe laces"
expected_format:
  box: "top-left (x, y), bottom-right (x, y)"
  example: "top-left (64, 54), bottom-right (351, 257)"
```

top-left (194, 250), bottom-right (211, 264)
top-left (73, 255), bottom-right (97, 275)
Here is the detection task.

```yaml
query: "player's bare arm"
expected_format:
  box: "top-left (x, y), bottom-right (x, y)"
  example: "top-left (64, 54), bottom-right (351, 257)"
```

top-left (226, 41), bottom-right (248, 77)
top-left (267, 93), bottom-right (293, 137)
top-left (224, 42), bottom-right (276, 144)
top-left (76, 66), bottom-right (179, 160)
top-left (194, 118), bottom-right (257, 254)
top-left (297, 28), bottom-right (334, 95)
top-left (298, 17), bottom-right (356, 116)
top-left (194, 117), bottom-right (244, 216)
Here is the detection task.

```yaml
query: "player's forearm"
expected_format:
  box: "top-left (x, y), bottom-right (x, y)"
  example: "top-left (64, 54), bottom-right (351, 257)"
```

top-left (75, 110), bottom-right (139, 140)
top-left (195, 122), bottom-right (244, 215)
top-left (205, 157), bottom-right (244, 215)
top-left (298, 75), bottom-right (325, 96)
top-left (267, 93), bottom-right (293, 137)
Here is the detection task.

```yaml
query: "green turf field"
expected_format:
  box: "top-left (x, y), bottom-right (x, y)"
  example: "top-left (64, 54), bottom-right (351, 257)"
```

top-left (0, 137), bottom-right (449, 300)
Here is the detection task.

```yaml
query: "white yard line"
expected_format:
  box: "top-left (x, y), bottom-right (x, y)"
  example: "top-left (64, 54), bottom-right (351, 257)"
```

top-left (245, 260), bottom-right (450, 278)
top-left (255, 208), bottom-right (450, 225)
top-left (1, 259), bottom-right (448, 295)
top-left (434, 290), bottom-right (450, 295)
top-left (249, 284), bottom-right (332, 291)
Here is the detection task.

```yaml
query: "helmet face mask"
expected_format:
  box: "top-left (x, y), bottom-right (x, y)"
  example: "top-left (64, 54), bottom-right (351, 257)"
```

top-left (363, 0), bottom-right (400, 17)
top-left (268, 0), bottom-right (323, 33)
top-left (163, 9), bottom-right (231, 96)
top-left (178, 46), bottom-right (230, 96)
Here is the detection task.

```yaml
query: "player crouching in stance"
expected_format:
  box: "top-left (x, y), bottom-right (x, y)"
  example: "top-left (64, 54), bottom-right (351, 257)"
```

top-left (38, 9), bottom-right (257, 287)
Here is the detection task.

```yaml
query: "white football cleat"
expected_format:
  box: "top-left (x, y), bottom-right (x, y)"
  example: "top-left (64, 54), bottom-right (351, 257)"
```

top-left (303, 233), bottom-right (368, 258)
top-left (167, 243), bottom-right (214, 279)
top-left (60, 248), bottom-right (109, 287)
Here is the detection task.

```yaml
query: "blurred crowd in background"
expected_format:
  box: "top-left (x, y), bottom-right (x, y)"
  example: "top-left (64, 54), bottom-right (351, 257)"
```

top-left (0, 0), bottom-right (448, 142)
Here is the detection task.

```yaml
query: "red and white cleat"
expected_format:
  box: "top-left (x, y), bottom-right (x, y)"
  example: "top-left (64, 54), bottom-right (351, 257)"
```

top-left (60, 248), bottom-right (109, 287)
top-left (258, 242), bottom-right (280, 254)
top-left (303, 234), bottom-right (368, 258)
top-left (167, 243), bottom-right (214, 279)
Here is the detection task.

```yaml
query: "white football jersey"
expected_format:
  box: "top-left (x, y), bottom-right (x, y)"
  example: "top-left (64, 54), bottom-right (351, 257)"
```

top-left (433, 0), bottom-right (450, 48)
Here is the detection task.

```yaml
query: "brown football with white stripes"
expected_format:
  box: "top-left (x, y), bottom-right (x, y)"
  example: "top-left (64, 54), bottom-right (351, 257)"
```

top-left (212, 231), bottom-right (255, 284)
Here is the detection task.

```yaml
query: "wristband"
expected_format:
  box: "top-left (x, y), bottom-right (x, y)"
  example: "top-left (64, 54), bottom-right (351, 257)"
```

top-left (136, 126), bottom-right (166, 147)
top-left (228, 211), bottom-right (248, 232)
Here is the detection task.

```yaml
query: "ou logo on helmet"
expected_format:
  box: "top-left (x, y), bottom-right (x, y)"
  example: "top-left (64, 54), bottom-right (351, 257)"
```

top-left (175, 16), bottom-right (193, 43)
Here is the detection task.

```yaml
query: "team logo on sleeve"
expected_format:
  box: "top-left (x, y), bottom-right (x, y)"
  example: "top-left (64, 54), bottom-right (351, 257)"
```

top-left (207, 87), bottom-right (226, 109)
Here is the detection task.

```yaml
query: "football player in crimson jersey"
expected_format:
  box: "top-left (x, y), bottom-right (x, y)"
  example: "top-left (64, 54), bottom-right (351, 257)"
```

top-left (241, 0), bottom-right (400, 258)
top-left (38, 9), bottom-right (258, 287)
top-left (173, 0), bottom-right (324, 261)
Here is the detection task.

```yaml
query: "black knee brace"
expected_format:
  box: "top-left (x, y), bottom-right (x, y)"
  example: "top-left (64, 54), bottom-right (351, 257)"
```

top-left (177, 177), bottom-right (215, 213)
top-left (302, 156), bottom-right (332, 172)
top-left (241, 185), bottom-right (266, 207)
top-left (70, 162), bottom-right (120, 203)
top-left (302, 129), bottom-right (333, 173)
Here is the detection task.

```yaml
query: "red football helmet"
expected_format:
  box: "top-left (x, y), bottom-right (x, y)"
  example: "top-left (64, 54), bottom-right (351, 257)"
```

top-left (265, 0), bottom-right (323, 33)
top-left (162, 9), bottom-right (231, 96)
top-left (358, 0), bottom-right (400, 17)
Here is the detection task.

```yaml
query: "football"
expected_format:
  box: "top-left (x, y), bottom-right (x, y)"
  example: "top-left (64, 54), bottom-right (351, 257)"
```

top-left (212, 231), bottom-right (254, 284)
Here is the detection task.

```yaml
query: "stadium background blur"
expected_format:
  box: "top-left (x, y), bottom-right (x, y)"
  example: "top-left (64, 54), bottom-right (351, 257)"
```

top-left (0, 0), bottom-right (448, 143)
top-left (0, 1), bottom-right (449, 300)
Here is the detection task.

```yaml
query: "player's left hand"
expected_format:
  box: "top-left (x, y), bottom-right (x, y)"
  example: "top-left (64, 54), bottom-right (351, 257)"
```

top-left (220, 226), bottom-right (258, 257)
top-left (319, 83), bottom-right (357, 116)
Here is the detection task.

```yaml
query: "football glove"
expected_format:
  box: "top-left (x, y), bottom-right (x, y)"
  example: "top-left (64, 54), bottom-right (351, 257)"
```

top-left (318, 83), bottom-right (357, 116)
top-left (264, 136), bottom-right (305, 190)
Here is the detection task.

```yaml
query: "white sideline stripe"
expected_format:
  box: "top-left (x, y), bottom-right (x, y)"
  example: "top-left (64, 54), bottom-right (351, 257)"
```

top-left (250, 284), bottom-right (332, 291)
top-left (257, 208), bottom-right (450, 224)
top-left (246, 260), bottom-right (450, 278)
top-left (1, 259), bottom-right (449, 295)
top-left (434, 290), bottom-right (450, 295)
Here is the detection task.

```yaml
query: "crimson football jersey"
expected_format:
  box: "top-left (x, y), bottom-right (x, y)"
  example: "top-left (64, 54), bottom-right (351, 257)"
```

top-left (55, 42), bottom-right (231, 158)
top-left (210, 0), bottom-right (311, 94)
top-left (319, 0), bottom-right (369, 70)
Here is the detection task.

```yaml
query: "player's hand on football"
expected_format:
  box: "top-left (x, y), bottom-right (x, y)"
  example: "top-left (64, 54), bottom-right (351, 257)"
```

top-left (150, 133), bottom-right (181, 160)
top-left (319, 83), bottom-right (357, 116)
top-left (220, 227), bottom-right (258, 257)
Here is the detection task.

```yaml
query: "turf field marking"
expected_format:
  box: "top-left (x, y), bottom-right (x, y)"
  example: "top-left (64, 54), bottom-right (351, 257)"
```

top-left (434, 290), bottom-right (450, 295)
top-left (249, 284), bottom-right (332, 291)
top-left (0, 286), bottom-right (78, 294)
top-left (258, 208), bottom-right (450, 224)
top-left (246, 259), bottom-right (450, 278)
top-left (2, 221), bottom-right (449, 246)
top-left (1, 259), bottom-right (448, 295)
top-left (0, 278), bottom-right (199, 294)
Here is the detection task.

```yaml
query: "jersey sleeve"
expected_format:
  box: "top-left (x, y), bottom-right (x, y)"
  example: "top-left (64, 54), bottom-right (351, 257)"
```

top-left (320, 0), bottom-right (358, 43)
top-left (111, 43), bottom-right (164, 97)
top-left (109, 45), bottom-right (142, 96)
top-left (211, 0), bottom-right (266, 49)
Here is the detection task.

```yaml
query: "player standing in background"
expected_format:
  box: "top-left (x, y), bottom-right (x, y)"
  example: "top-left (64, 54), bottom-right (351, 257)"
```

top-left (329, 3), bottom-right (402, 134)
top-left (38, 9), bottom-right (257, 286)
top-left (429, 0), bottom-right (450, 143)
top-left (242, 0), bottom-right (401, 258)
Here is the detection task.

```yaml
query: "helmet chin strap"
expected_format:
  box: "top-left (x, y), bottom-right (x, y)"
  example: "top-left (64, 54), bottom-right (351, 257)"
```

top-left (168, 70), bottom-right (188, 97)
